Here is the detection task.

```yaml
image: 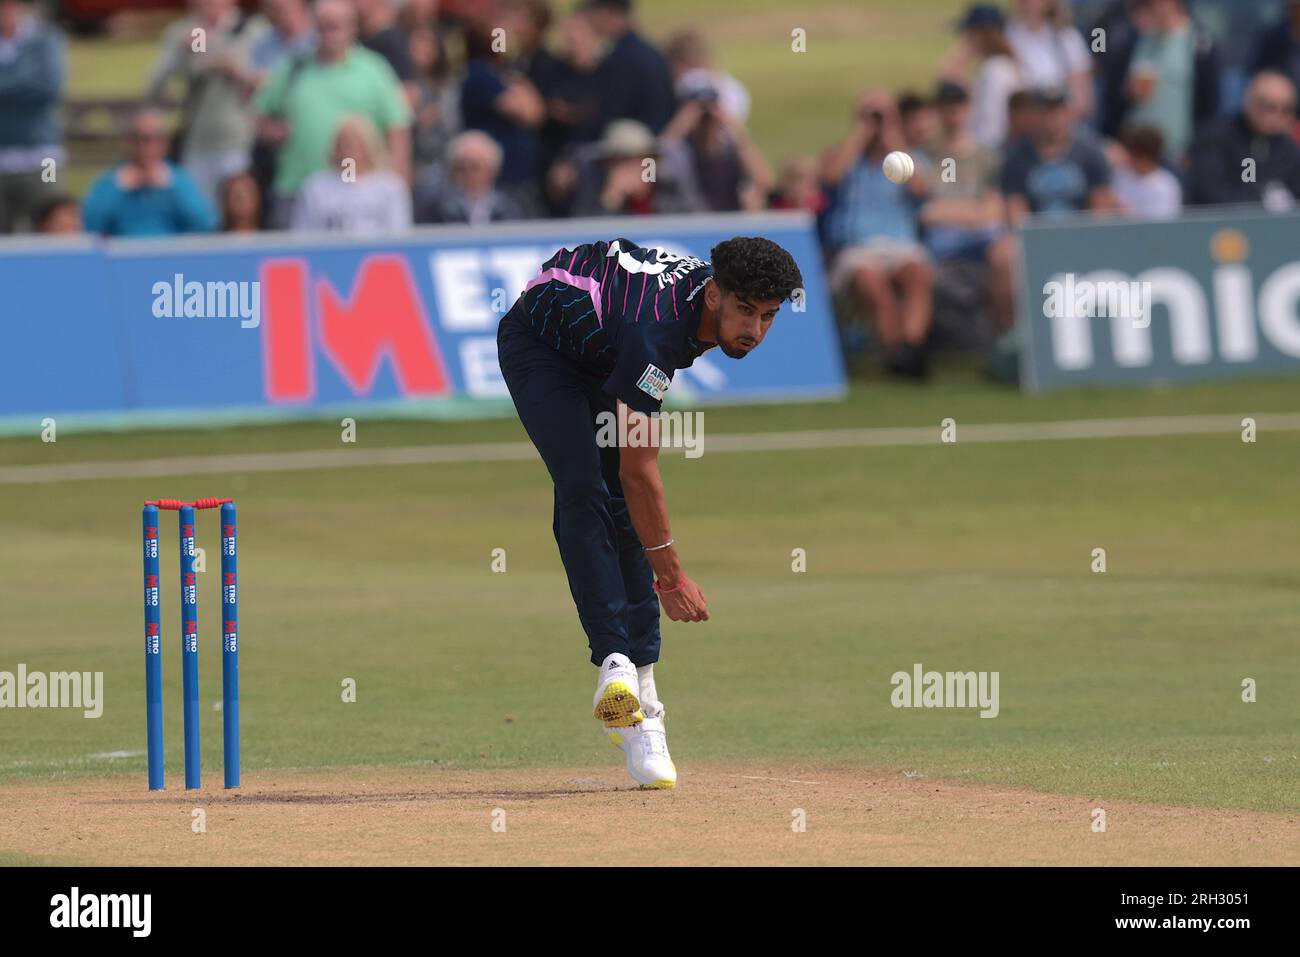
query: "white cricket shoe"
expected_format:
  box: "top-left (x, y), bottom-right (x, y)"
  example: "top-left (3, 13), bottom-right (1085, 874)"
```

top-left (610, 716), bottom-right (676, 789)
top-left (592, 653), bottom-right (643, 728)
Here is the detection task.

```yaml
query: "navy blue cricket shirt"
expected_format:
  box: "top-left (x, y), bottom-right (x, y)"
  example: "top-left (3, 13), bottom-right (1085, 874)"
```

top-left (513, 238), bottom-right (716, 414)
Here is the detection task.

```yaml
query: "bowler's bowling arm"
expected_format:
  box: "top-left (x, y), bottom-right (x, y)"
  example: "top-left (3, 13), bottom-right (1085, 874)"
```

top-left (616, 403), bottom-right (684, 588)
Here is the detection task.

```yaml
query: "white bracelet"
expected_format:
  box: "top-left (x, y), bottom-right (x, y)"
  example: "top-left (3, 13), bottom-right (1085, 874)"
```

top-left (644, 538), bottom-right (674, 552)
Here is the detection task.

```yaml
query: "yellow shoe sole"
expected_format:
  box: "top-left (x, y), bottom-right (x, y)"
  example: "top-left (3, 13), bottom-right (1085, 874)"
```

top-left (643, 779), bottom-right (675, 789)
top-left (594, 680), bottom-right (643, 728)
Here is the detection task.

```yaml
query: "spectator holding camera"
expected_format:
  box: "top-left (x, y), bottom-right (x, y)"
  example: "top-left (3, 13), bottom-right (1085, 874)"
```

top-left (658, 73), bottom-right (771, 211)
top-left (665, 28), bottom-right (750, 125)
top-left (145, 0), bottom-right (262, 206)
top-left (821, 90), bottom-right (934, 379)
top-left (83, 109), bottom-right (216, 236)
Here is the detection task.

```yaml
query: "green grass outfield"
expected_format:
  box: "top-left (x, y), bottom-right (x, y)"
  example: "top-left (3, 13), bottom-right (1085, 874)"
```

top-left (1, 371), bottom-right (1298, 813)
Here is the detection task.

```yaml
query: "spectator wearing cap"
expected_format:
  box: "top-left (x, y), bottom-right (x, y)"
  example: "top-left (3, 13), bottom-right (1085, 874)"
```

top-left (416, 129), bottom-right (528, 225)
top-left (1185, 71), bottom-right (1300, 209)
top-left (665, 29), bottom-right (750, 125)
top-left (940, 5), bottom-right (1024, 151)
top-left (1005, 0), bottom-right (1094, 119)
top-left (1001, 88), bottom-right (1117, 220)
top-left (658, 72), bottom-right (772, 211)
top-left (920, 80), bottom-right (1016, 331)
top-left (254, 0), bottom-right (411, 227)
top-left (144, 0), bottom-right (263, 206)
top-left (581, 0), bottom-right (676, 135)
top-left (821, 90), bottom-right (935, 379)
top-left (0, 0), bottom-right (64, 234)
top-left (567, 119), bottom-right (703, 216)
top-left (291, 114), bottom-right (411, 234)
top-left (82, 109), bottom-right (217, 237)
top-left (1097, 0), bottom-right (1220, 163)
top-left (1251, 0), bottom-right (1300, 97)
top-left (1111, 125), bottom-right (1181, 218)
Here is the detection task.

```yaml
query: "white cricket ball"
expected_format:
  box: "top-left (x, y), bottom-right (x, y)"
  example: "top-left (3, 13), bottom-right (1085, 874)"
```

top-left (882, 150), bottom-right (914, 184)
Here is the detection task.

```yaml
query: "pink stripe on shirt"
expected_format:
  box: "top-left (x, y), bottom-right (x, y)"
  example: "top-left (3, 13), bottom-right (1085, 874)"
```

top-left (525, 268), bottom-right (603, 326)
top-left (635, 273), bottom-right (648, 321)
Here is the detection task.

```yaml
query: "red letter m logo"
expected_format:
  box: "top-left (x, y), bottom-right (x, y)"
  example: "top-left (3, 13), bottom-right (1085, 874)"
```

top-left (262, 255), bottom-right (451, 402)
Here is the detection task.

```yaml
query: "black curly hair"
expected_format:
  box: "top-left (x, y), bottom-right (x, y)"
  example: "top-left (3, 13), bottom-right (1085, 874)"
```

top-left (710, 236), bottom-right (803, 304)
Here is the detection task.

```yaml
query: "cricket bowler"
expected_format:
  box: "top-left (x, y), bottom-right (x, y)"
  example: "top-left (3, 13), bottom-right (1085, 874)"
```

top-left (497, 236), bottom-right (803, 788)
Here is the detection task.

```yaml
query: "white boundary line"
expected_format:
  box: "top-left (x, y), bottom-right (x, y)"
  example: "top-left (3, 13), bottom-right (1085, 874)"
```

top-left (1, 412), bottom-right (1296, 485)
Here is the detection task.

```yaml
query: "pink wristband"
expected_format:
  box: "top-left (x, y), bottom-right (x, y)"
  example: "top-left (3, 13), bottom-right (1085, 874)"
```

top-left (653, 577), bottom-right (689, 596)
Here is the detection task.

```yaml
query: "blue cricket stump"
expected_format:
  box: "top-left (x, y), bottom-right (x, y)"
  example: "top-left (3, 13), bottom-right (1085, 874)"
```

top-left (142, 505), bottom-right (164, 791)
top-left (144, 497), bottom-right (239, 790)
top-left (179, 504), bottom-right (201, 790)
top-left (221, 501), bottom-right (240, 789)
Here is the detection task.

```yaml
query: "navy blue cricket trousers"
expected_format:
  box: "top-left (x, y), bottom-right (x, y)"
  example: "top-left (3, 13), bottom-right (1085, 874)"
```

top-left (497, 312), bottom-right (661, 666)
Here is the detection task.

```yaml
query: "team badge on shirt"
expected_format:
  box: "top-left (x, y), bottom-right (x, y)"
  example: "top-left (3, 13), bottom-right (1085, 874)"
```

top-left (636, 363), bottom-right (671, 401)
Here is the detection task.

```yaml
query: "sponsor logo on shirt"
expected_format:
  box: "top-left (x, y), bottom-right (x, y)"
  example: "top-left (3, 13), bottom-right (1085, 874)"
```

top-left (636, 363), bottom-right (671, 401)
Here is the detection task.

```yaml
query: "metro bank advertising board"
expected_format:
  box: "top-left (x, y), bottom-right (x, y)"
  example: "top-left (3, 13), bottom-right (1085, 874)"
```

top-left (0, 213), bottom-right (845, 430)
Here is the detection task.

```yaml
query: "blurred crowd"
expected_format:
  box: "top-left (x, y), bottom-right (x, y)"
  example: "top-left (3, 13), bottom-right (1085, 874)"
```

top-left (0, 0), bottom-right (775, 236)
top-left (3, 0), bottom-right (1300, 375)
top-left (821, 0), bottom-right (1300, 374)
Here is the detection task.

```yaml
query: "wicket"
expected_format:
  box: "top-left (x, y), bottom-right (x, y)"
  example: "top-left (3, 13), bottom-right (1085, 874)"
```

top-left (142, 497), bottom-right (240, 790)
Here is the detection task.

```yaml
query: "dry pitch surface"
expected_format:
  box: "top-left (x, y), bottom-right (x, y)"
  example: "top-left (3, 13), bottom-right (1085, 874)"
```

top-left (3, 762), bottom-right (1297, 866)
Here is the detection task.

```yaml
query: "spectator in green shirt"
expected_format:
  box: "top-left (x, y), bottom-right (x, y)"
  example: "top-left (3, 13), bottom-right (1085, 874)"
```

top-left (253, 0), bottom-right (410, 227)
